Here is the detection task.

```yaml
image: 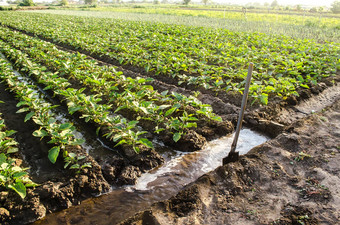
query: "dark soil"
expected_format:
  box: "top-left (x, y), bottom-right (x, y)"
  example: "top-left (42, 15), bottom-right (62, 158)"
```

top-left (0, 82), bottom-right (64, 183)
top-left (0, 27), bottom-right (235, 152)
top-left (0, 23), bottom-right (339, 225)
top-left (5, 23), bottom-right (339, 137)
top-left (0, 71), bottom-right (164, 224)
top-left (119, 97), bottom-right (340, 225)
top-left (0, 81), bottom-right (113, 224)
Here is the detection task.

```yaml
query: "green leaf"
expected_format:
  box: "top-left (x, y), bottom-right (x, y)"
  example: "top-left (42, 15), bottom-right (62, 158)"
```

top-left (77, 155), bottom-right (86, 160)
top-left (8, 182), bottom-right (26, 199)
top-left (64, 161), bottom-right (71, 169)
top-left (6, 130), bottom-right (17, 137)
top-left (69, 106), bottom-right (82, 115)
top-left (48, 139), bottom-right (59, 144)
top-left (300, 84), bottom-right (309, 89)
top-left (0, 153), bottom-right (7, 164)
top-left (70, 164), bottom-right (80, 169)
top-left (68, 152), bottom-right (77, 158)
top-left (96, 127), bottom-right (101, 136)
top-left (114, 105), bottom-right (126, 113)
top-left (127, 120), bottom-right (139, 127)
top-left (0, 132), bottom-right (5, 140)
top-left (112, 134), bottom-right (122, 142)
top-left (184, 122), bottom-right (197, 128)
top-left (81, 162), bottom-right (92, 168)
top-left (188, 117), bottom-right (198, 121)
top-left (260, 94), bottom-right (268, 105)
top-left (59, 123), bottom-right (73, 130)
top-left (158, 105), bottom-right (171, 110)
top-left (137, 78), bottom-right (146, 83)
top-left (16, 101), bottom-right (27, 107)
top-left (173, 132), bottom-right (182, 142)
top-left (47, 118), bottom-right (57, 125)
top-left (139, 138), bottom-right (153, 149)
top-left (48, 146), bottom-right (60, 164)
top-left (13, 171), bottom-right (27, 179)
top-left (24, 111), bottom-right (35, 122)
top-left (0, 174), bottom-right (6, 182)
top-left (70, 139), bottom-right (85, 146)
top-left (24, 181), bottom-right (38, 188)
top-left (154, 128), bottom-right (165, 134)
top-left (165, 107), bottom-right (177, 117)
top-left (140, 107), bottom-right (149, 114)
top-left (161, 90), bottom-right (168, 96)
top-left (173, 103), bottom-right (182, 109)
top-left (7, 148), bottom-right (19, 154)
top-left (33, 129), bottom-right (48, 138)
top-left (172, 92), bottom-right (183, 101)
top-left (136, 131), bottom-right (148, 136)
top-left (32, 118), bottom-right (44, 126)
top-left (133, 146), bottom-right (140, 153)
top-left (16, 108), bottom-right (29, 114)
top-left (114, 139), bottom-right (127, 147)
top-left (212, 116), bottom-right (223, 122)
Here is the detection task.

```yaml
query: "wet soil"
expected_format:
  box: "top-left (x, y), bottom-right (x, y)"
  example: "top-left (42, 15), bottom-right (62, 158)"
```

top-left (0, 82), bottom-right (63, 183)
top-left (120, 98), bottom-right (340, 225)
top-left (0, 28), bottom-right (233, 152)
top-left (4, 24), bottom-right (339, 127)
top-left (0, 82), bottom-right (111, 224)
top-left (0, 24), bottom-right (339, 225)
top-left (0, 71), bottom-right (338, 224)
top-left (0, 68), bottom-right (164, 224)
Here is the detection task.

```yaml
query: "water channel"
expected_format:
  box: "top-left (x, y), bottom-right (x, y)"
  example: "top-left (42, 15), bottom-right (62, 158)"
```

top-left (34, 129), bottom-right (269, 225)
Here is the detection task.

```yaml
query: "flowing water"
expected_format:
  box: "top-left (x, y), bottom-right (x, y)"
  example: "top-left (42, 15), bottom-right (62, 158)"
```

top-left (1, 51), bottom-right (269, 224)
top-left (33, 129), bottom-right (269, 225)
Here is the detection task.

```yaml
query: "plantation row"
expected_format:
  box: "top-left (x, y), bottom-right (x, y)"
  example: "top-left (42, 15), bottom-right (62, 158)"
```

top-left (0, 27), bottom-right (227, 153)
top-left (0, 102), bottom-right (36, 199)
top-left (0, 39), bottom-right (155, 154)
top-left (0, 12), bottom-right (338, 104)
top-left (0, 58), bottom-right (96, 200)
top-left (0, 57), bottom-right (91, 168)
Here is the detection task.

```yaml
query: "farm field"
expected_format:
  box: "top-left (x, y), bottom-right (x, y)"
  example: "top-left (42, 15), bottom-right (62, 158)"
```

top-left (28, 9), bottom-right (340, 42)
top-left (0, 8), bottom-right (339, 225)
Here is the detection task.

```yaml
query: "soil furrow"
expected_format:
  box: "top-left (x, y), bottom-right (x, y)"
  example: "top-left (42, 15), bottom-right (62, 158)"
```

top-left (0, 82), bottom-right (65, 183)
top-left (119, 98), bottom-right (340, 225)
top-left (0, 46), bottom-right (165, 188)
top-left (0, 24), bottom-right (248, 109)
top-left (3, 24), bottom-right (338, 137)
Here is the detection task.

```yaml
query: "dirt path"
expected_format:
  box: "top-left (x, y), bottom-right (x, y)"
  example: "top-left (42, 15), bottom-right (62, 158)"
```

top-left (120, 98), bottom-right (340, 225)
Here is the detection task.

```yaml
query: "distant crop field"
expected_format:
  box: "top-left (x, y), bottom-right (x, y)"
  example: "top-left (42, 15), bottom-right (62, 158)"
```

top-left (28, 8), bottom-right (340, 43)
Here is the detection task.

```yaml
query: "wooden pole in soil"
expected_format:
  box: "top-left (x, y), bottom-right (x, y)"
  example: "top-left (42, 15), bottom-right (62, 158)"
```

top-left (223, 62), bottom-right (254, 165)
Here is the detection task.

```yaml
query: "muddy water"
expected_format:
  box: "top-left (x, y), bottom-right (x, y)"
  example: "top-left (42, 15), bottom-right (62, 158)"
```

top-left (33, 129), bottom-right (268, 225)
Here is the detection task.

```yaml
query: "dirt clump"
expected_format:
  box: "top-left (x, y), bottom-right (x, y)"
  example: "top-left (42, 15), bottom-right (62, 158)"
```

top-left (119, 99), bottom-right (340, 225)
top-left (162, 130), bottom-right (207, 152)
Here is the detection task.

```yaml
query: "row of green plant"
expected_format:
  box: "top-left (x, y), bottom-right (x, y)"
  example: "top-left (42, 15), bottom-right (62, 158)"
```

top-left (0, 56), bottom-right (90, 171)
top-left (0, 103), bottom-right (36, 199)
top-left (0, 27), bottom-right (222, 143)
top-left (0, 40), bottom-right (154, 153)
top-left (0, 12), bottom-right (338, 104)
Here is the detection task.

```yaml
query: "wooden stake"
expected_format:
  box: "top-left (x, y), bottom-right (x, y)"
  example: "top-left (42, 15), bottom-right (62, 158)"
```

top-left (223, 63), bottom-right (254, 165)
